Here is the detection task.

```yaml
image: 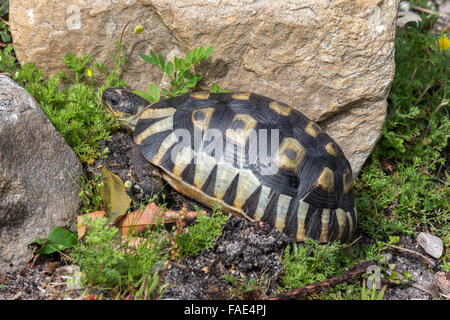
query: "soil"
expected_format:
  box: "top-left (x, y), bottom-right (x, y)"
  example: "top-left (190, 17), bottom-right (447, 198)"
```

top-left (0, 130), bottom-right (446, 300)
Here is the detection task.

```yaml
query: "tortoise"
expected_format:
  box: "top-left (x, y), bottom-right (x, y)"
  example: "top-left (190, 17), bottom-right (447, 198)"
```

top-left (102, 88), bottom-right (357, 243)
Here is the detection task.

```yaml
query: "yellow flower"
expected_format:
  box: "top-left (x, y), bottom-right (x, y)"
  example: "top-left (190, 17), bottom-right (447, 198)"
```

top-left (437, 36), bottom-right (449, 50)
top-left (87, 69), bottom-right (93, 77)
top-left (134, 25), bottom-right (144, 34)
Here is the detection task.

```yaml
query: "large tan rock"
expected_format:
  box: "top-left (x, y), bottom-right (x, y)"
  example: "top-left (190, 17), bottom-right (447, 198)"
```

top-left (9, 0), bottom-right (399, 176)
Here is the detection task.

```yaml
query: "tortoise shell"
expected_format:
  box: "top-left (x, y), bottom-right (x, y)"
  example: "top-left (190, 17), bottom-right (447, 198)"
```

top-left (134, 91), bottom-right (356, 242)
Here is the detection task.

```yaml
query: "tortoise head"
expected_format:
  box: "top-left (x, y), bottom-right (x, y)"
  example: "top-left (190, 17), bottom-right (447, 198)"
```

top-left (102, 87), bottom-right (148, 130)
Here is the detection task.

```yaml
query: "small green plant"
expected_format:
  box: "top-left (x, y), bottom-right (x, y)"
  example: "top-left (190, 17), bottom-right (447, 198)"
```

top-left (387, 270), bottom-right (413, 285)
top-left (361, 279), bottom-right (387, 300)
top-left (2, 52), bottom-right (120, 164)
top-left (0, 44), bottom-right (18, 74)
top-left (282, 240), bottom-right (354, 290)
top-left (71, 216), bottom-right (168, 297)
top-left (0, 0), bottom-right (10, 43)
top-left (73, 171), bottom-right (106, 214)
top-left (134, 46), bottom-right (214, 102)
top-left (356, 15), bottom-right (449, 244)
top-left (221, 274), bottom-right (270, 299)
top-left (62, 53), bottom-right (94, 85)
top-left (441, 261), bottom-right (450, 273)
top-left (93, 22), bottom-right (129, 90)
top-left (0, 22), bottom-right (130, 163)
top-left (175, 207), bottom-right (228, 258)
top-left (280, 240), bottom-right (382, 299)
top-left (210, 83), bottom-right (231, 93)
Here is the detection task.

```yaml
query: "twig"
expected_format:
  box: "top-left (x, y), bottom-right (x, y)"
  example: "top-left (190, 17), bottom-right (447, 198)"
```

top-left (48, 282), bottom-right (67, 287)
top-left (410, 68), bottom-right (417, 83)
top-left (385, 268), bottom-right (439, 297)
top-left (342, 236), bottom-right (362, 249)
top-left (0, 17), bottom-right (9, 26)
top-left (410, 281), bottom-right (439, 297)
top-left (169, 261), bottom-right (187, 269)
top-left (269, 260), bottom-right (376, 300)
top-left (423, 98), bottom-right (448, 140)
top-left (155, 260), bottom-right (171, 300)
top-left (386, 244), bottom-right (435, 268)
top-left (411, 6), bottom-right (450, 19)
top-left (12, 291), bottom-right (22, 300)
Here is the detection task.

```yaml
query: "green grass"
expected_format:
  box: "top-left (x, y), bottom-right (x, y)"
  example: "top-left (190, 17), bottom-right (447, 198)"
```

top-left (71, 216), bottom-right (168, 298)
top-left (355, 16), bottom-right (449, 249)
top-left (175, 207), bottom-right (228, 257)
top-left (70, 208), bottom-right (229, 298)
top-left (0, 46), bottom-right (125, 164)
top-left (0, 0), bottom-right (9, 43)
top-left (279, 32), bottom-right (449, 295)
top-left (220, 274), bottom-right (271, 299)
top-left (279, 239), bottom-right (378, 298)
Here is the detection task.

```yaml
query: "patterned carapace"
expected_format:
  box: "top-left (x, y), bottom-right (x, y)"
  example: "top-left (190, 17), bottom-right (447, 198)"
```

top-left (132, 91), bottom-right (356, 243)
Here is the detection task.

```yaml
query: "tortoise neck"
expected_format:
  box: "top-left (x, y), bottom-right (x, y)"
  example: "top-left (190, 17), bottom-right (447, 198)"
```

top-left (120, 107), bottom-right (146, 131)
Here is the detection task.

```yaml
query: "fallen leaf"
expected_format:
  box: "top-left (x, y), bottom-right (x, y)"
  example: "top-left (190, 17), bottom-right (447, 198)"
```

top-left (116, 203), bottom-right (162, 235)
top-left (163, 208), bottom-right (206, 223)
top-left (115, 202), bottom-right (207, 236)
top-left (46, 261), bottom-right (59, 275)
top-left (100, 167), bottom-right (132, 218)
top-left (33, 227), bottom-right (78, 255)
top-left (76, 211), bottom-right (106, 240)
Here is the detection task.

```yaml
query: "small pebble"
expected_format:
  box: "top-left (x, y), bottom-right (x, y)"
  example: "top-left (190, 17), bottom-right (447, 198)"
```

top-left (416, 232), bottom-right (443, 259)
top-left (399, 1), bottom-right (410, 11)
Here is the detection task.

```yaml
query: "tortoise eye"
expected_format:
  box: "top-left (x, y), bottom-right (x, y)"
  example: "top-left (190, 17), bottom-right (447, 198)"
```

top-left (110, 96), bottom-right (119, 105)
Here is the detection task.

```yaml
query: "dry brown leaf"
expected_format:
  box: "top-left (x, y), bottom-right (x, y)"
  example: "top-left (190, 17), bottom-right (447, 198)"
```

top-left (115, 202), bottom-right (207, 235)
top-left (116, 203), bottom-right (161, 235)
top-left (76, 211), bottom-right (106, 240)
top-left (46, 261), bottom-right (59, 275)
top-left (163, 209), bottom-right (206, 223)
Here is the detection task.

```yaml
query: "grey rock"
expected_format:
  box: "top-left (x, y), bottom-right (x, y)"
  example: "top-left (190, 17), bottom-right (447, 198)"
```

top-left (416, 232), bottom-right (443, 259)
top-left (0, 76), bottom-right (83, 272)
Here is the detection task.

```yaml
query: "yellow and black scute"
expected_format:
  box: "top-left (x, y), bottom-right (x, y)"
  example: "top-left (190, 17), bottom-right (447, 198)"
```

top-left (133, 92), bottom-right (356, 243)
